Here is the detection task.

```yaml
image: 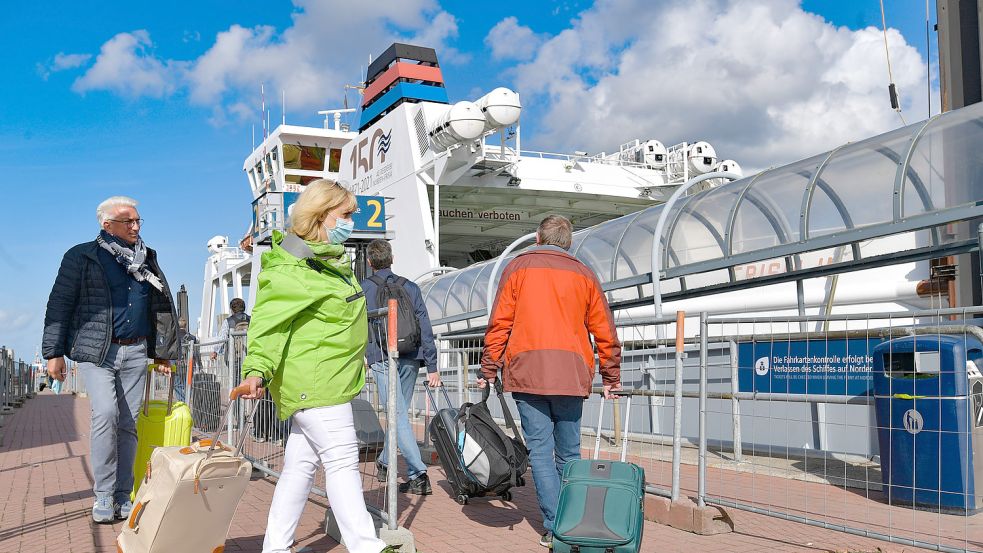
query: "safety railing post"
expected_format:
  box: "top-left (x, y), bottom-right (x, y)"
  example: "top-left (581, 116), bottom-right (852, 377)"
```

top-left (671, 310), bottom-right (685, 501)
top-left (226, 334), bottom-right (236, 447)
top-left (385, 298), bottom-right (399, 531)
top-left (458, 349), bottom-right (467, 407)
top-left (697, 312), bottom-right (708, 507)
top-left (728, 339), bottom-right (743, 462)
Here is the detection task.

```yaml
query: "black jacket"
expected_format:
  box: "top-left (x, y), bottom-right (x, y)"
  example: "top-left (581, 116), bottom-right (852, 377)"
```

top-left (42, 240), bottom-right (179, 364)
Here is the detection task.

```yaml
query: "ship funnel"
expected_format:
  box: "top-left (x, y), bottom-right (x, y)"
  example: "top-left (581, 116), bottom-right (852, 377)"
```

top-left (474, 87), bottom-right (521, 132)
top-left (428, 101), bottom-right (486, 152)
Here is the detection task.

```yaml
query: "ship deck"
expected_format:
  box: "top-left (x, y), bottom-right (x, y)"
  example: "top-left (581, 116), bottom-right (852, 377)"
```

top-left (0, 391), bottom-right (958, 553)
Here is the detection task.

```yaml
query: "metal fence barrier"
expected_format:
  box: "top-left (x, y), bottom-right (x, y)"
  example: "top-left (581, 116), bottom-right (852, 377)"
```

top-left (178, 305), bottom-right (401, 536)
top-left (0, 347), bottom-right (40, 418)
top-left (432, 307), bottom-right (983, 553)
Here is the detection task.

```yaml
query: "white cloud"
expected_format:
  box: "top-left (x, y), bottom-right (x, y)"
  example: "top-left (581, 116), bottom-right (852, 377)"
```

top-left (0, 310), bottom-right (34, 335)
top-left (485, 17), bottom-right (542, 61)
top-left (72, 31), bottom-right (178, 98)
top-left (36, 52), bottom-right (92, 80)
top-left (65, 0), bottom-right (463, 122)
top-left (509, 0), bottom-right (934, 170)
top-left (410, 11), bottom-right (469, 64)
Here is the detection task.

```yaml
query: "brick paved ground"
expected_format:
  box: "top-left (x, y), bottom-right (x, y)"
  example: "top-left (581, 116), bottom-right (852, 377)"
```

top-left (0, 392), bottom-right (976, 553)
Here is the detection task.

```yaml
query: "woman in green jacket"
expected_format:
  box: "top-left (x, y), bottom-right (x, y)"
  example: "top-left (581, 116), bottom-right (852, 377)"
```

top-left (240, 179), bottom-right (389, 553)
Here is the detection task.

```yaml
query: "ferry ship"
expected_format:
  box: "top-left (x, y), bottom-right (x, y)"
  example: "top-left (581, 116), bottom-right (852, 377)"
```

top-left (197, 43), bottom-right (742, 336)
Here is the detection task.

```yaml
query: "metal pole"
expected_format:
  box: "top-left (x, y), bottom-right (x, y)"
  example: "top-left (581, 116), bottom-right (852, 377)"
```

top-left (697, 312), bottom-right (708, 507)
top-left (978, 223), bottom-right (983, 295)
top-left (458, 349), bottom-right (467, 407)
top-left (226, 335), bottom-right (235, 447)
top-left (670, 310), bottom-right (685, 501)
top-left (612, 397), bottom-right (622, 445)
top-left (386, 298), bottom-right (399, 531)
top-left (433, 182), bottom-right (440, 267)
top-left (728, 340), bottom-right (743, 462)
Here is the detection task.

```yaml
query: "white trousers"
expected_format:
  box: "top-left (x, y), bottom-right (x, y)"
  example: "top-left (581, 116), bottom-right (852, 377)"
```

top-left (263, 402), bottom-right (386, 553)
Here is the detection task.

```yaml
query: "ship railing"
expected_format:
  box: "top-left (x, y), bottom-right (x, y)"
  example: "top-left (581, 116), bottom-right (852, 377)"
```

top-left (431, 306), bottom-right (983, 553)
top-left (514, 148), bottom-right (653, 169)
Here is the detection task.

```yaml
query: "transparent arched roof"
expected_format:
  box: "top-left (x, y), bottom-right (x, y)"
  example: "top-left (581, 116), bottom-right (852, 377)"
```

top-left (421, 102), bottom-right (983, 331)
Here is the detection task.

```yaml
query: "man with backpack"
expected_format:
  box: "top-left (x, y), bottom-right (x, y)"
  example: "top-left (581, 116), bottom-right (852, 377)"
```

top-left (210, 298), bottom-right (250, 362)
top-left (362, 239), bottom-right (440, 495)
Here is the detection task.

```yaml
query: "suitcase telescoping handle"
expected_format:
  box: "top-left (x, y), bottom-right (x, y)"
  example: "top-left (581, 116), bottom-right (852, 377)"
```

top-left (592, 390), bottom-right (632, 462)
top-left (142, 364), bottom-right (177, 417)
top-left (204, 382), bottom-right (261, 459)
top-left (423, 381), bottom-right (454, 411)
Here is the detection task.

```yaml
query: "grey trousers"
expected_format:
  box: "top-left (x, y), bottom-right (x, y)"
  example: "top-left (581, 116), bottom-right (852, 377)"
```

top-left (80, 340), bottom-right (148, 503)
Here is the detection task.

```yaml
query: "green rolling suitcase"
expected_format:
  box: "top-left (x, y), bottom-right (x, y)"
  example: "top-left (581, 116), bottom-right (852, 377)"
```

top-left (552, 392), bottom-right (644, 553)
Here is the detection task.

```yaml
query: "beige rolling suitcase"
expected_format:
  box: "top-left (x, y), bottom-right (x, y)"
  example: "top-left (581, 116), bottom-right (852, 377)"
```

top-left (118, 383), bottom-right (258, 553)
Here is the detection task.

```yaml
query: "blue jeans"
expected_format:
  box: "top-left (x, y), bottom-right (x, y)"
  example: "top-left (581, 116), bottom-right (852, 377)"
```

top-left (371, 359), bottom-right (428, 479)
top-left (80, 340), bottom-right (149, 504)
top-left (512, 392), bottom-right (584, 532)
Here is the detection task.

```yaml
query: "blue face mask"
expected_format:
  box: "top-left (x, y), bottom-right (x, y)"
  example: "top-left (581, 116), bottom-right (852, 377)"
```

top-left (326, 217), bottom-right (354, 244)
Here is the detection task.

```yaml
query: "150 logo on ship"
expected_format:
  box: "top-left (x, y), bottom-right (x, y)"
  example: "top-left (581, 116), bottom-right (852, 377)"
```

top-left (350, 128), bottom-right (392, 179)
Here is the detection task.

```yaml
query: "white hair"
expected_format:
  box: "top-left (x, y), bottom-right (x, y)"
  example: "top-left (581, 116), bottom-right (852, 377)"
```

top-left (96, 196), bottom-right (139, 225)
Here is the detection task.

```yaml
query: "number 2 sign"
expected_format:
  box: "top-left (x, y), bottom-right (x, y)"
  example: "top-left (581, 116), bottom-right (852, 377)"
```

top-left (353, 196), bottom-right (386, 232)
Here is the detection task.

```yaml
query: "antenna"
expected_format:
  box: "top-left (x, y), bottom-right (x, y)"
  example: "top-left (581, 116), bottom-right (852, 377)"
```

top-left (282, 89), bottom-right (286, 126)
top-left (261, 83), bottom-right (267, 139)
top-left (252, 124), bottom-right (255, 150)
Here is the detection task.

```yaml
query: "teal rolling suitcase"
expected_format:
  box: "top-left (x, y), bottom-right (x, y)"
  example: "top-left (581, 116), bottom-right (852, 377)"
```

top-left (553, 392), bottom-right (644, 553)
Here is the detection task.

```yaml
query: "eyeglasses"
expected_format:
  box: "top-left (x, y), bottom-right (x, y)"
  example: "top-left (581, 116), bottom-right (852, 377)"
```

top-left (108, 218), bottom-right (144, 228)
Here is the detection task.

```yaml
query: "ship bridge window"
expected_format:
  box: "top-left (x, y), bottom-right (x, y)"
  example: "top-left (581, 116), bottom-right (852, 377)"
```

top-left (283, 144), bottom-right (326, 171)
top-left (328, 148), bottom-right (342, 172)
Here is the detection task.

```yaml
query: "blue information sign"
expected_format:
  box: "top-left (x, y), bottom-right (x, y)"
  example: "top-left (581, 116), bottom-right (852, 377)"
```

top-left (737, 338), bottom-right (883, 396)
top-left (352, 195), bottom-right (386, 232)
top-left (254, 192), bottom-right (385, 237)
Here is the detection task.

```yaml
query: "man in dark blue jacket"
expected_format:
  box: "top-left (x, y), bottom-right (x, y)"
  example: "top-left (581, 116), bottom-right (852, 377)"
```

top-left (362, 239), bottom-right (439, 495)
top-left (42, 196), bottom-right (177, 523)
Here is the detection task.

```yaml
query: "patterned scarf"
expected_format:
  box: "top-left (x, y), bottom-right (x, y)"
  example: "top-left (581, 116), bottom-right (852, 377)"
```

top-left (96, 232), bottom-right (164, 292)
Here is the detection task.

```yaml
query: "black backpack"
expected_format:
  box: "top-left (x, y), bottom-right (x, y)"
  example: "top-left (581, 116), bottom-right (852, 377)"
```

top-left (227, 312), bottom-right (251, 332)
top-left (456, 379), bottom-right (529, 495)
top-left (368, 275), bottom-right (422, 355)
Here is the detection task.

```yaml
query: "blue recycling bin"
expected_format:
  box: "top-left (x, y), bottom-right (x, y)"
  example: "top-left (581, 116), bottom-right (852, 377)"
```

top-left (872, 334), bottom-right (983, 512)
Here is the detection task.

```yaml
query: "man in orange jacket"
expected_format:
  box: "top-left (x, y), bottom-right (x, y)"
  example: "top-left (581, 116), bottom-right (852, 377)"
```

top-left (479, 214), bottom-right (622, 549)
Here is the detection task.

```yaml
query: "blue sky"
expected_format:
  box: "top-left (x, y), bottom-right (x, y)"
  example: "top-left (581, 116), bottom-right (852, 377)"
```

top-left (0, 0), bottom-right (935, 363)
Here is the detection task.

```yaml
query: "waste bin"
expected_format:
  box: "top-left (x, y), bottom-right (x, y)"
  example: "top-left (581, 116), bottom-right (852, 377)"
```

top-left (873, 334), bottom-right (983, 512)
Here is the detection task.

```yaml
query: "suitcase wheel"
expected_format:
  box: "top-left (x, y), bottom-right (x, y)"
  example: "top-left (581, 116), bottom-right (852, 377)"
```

top-left (455, 494), bottom-right (469, 505)
top-left (500, 490), bottom-right (513, 502)
top-left (517, 476), bottom-right (525, 487)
